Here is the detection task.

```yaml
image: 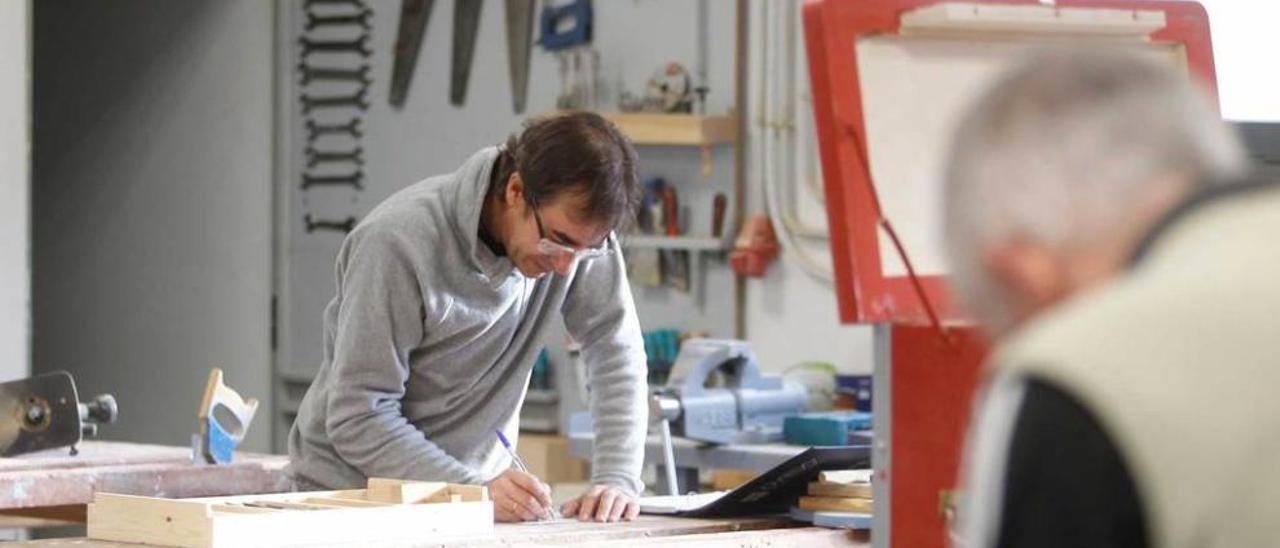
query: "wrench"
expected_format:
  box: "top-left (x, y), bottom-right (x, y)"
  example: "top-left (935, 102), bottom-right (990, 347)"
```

top-left (300, 87), bottom-right (369, 113)
top-left (302, 170), bottom-right (364, 191)
top-left (305, 0), bottom-right (365, 9)
top-left (306, 117), bottom-right (364, 141)
top-left (304, 214), bottom-right (357, 234)
top-left (297, 63), bottom-right (370, 86)
top-left (298, 35), bottom-right (372, 57)
top-left (305, 145), bottom-right (364, 168)
top-left (306, 6), bottom-right (373, 31)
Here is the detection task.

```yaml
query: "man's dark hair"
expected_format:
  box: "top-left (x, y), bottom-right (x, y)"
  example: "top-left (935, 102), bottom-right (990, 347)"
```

top-left (492, 111), bottom-right (641, 231)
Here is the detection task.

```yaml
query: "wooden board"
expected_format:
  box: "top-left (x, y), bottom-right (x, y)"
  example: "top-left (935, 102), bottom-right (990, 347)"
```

top-left (0, 504), bottom-right (86, 527)
top-left (0, 441), bottom-right (290, 510)
top-left (711, 469), bottom-right (757, 491)
top-left (86, 480), bottom-right (494, 548)
top-left (798, 496), bottom-right (875, 513)
top-left (808, 481), bottom-right (872, 499)
top-left (367, 478), bottom-right (451, 503)
top-left (30, 516), bottom-right (870, 547)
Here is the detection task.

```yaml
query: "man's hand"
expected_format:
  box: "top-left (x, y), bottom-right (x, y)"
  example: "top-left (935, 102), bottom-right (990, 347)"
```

top-left (487, 469), bottom-right (554, 522)
top-left (560, 484), bottom-right (639, 522)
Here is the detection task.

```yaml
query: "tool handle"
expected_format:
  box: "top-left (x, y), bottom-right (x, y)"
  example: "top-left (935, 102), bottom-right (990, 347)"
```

top-left (712, 193), bottom-right (727, 238)
top-left (662, 187), bottom-right (679, 236)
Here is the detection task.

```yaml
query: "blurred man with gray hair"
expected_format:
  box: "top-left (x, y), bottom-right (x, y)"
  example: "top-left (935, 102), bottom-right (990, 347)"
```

top-left (945, 48), bottom-right (1280, 548)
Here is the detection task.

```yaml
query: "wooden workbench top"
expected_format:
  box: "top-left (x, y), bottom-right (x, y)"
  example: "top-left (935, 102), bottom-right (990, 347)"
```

top-left (24, 515), bottom-right (870, 547)
top-left (0, 441), bottom-right (290, 510)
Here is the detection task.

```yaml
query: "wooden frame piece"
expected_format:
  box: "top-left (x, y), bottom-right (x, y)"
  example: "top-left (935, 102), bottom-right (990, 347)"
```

top-left (87, 478), bottom-right (493, 548)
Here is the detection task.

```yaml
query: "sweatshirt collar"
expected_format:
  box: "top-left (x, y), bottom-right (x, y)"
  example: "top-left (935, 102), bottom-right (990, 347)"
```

top-left (449, 147), bottom-right (516, 282)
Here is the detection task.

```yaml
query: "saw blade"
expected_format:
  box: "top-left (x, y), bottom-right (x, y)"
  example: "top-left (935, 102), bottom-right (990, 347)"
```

top-left (450, 0), bottom-right (484, 106)
top-left (504, 0), bottom-right (535, 114)
top-left (389, 0), bottom-right (435, 108)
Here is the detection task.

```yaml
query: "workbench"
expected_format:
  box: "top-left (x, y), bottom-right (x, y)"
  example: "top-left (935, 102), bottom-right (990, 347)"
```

top-left (0, 441), bottom-right (290, 523)
top-left (26, 515), bottom-right (869, 547)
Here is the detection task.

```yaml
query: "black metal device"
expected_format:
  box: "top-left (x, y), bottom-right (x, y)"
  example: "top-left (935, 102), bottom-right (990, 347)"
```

top-left (0, 371), bottom-right (118, 457)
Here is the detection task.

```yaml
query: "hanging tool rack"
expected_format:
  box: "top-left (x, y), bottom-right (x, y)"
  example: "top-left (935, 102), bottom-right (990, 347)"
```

top-left (297, 0), bottom-right (372, 234)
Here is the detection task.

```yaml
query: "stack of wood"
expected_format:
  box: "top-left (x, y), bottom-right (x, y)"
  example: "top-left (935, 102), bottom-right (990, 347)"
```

top-left (798, 469), bottom-right (873, 514)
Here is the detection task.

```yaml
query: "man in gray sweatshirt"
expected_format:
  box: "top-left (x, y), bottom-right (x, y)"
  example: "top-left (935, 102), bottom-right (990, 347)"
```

top-left (288, 112), bottom-right (649, 523)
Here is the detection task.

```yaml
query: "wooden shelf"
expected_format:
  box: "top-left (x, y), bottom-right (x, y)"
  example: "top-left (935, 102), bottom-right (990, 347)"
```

top-left (621, 235), bottom-right (731, 251)
top-left (598, 112), bottom-right (737, 146)
top-left (524, 389), bottom-right (559, 404)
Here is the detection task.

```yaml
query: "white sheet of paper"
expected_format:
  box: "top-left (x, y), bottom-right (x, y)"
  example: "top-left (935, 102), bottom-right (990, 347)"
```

top-left (638, 491), bottom-right (729, 515)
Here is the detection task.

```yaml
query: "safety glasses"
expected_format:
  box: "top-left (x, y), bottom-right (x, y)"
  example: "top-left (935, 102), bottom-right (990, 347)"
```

top-left (529, 199), bottom-right (612, 269)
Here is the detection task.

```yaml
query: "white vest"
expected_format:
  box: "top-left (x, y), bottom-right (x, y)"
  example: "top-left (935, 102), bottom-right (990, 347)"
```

top-left (991, 183), bottom-right (1280, 548)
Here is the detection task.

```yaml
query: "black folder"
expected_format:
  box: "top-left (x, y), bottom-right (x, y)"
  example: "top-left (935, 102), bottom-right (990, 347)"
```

top-left (674, 445), bottom-right (871, 518)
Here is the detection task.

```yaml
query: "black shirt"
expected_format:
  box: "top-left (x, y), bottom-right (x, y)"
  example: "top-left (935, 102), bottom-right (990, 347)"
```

top-left (995, 379), bottom-right (1149, 548)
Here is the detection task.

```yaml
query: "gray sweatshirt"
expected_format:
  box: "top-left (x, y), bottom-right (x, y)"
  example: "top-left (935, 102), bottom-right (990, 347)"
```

top-left (287, 147), bottom-right (648, 495)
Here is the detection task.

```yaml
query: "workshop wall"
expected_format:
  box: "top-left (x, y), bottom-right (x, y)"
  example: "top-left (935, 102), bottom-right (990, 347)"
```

top-left (277, 0), bottom-right (741, 445)
top-left (277, 2), bottom-right (874, 448)
top-left (31, 1), bottom-right (275, 451)
top-left (0, 0), bottom-right (29, 382)
top-left (742, 0), bottom-right (873, 375)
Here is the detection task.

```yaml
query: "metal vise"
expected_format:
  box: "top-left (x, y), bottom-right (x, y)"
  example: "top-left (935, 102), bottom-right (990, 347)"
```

top-left (650, 339), bottom-right (807, 445)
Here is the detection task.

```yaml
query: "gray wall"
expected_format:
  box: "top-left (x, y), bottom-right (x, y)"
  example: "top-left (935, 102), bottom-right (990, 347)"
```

top-left (32, 1), bottom-right (275, 451)
top-left (279, 0), bottom-right (740, 386)
top-left (0, 1), bottom-right (29, 383)
top-left (275, 0), bottom-right (741, 448)
top-left (742, 0), bottom-right (873, 375)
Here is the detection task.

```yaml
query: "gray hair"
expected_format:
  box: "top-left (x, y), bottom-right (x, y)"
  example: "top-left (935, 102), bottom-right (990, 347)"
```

top-left (942, 47), bottom-right (1247, 332)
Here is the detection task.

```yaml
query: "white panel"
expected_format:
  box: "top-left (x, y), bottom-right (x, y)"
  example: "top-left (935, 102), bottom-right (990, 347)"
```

top-left (1199, 0), bottom-right (1280, 121)
top-left (855, 36), bottom-right (1181, 277)
top-left (0, 1), bottom-right (29, 382)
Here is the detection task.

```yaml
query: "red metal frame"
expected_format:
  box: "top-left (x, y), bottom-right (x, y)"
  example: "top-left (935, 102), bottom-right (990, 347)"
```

top-left (803, 0), bottom-right (1220, 325)
top-left (890, 324), bottom-right (987, 548)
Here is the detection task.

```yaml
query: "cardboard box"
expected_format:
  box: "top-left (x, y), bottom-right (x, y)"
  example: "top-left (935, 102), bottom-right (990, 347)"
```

top-left (517, 434), bottom-right (589, 484)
